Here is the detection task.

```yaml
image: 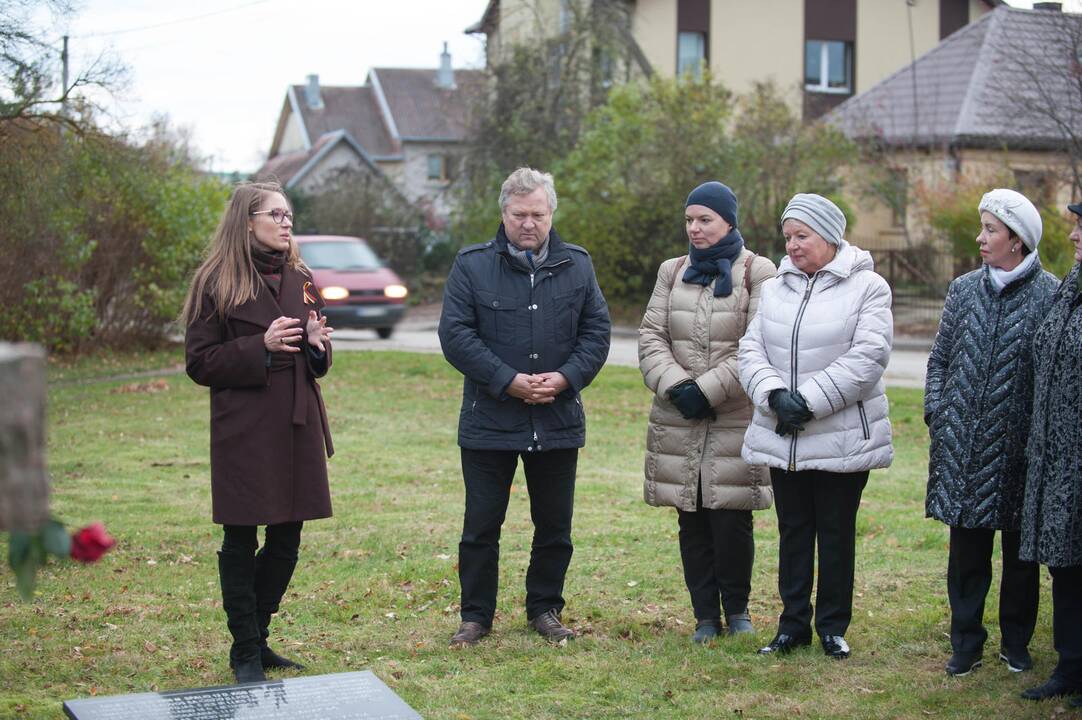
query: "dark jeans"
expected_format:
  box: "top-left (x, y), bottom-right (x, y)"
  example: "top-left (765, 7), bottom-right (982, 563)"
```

top-left (1049, 565), bottom-right (1082, 684)
top-left (946, 526), bottom-right (1039, 655)
top-left (676, 479), bottom-right (754, 621)
top-left (458, 447), bottom-right (577, 627)
top-left (770, 467), bottom-right (868, 638)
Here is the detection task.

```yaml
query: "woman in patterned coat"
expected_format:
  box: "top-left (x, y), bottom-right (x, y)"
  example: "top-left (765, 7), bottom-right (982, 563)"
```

top-left (924, 188), bottom-right (1058, 678)
top-left (1019, 201), bottom-right (1082, 706)
top-left (639, 181), bottom-right (776, 643)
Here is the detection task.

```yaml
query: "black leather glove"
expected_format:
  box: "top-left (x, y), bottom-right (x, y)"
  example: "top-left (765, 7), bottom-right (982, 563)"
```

top-left (769, 389), bottom-right (813, 436)
top-left (667, 380), bottom-right (716, 421)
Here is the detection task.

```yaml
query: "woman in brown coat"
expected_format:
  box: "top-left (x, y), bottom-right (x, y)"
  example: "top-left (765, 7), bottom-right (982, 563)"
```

top-left (181, 181), bottom-right (334, 683)
top-left (639, 181), bottom-right (776, 643)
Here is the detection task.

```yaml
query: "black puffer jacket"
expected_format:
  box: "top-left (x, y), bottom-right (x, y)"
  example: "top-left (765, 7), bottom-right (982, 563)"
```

top-left (438, 226), bottom-right (611, 451)
top-left (924, 259), bottom-right (1058, 529)
top-left (1021, 264), bottom-right (1082, 567)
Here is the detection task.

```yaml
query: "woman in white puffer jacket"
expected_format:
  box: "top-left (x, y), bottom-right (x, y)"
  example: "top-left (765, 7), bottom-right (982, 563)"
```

top-left (738, 193), bottom-right (893, 661)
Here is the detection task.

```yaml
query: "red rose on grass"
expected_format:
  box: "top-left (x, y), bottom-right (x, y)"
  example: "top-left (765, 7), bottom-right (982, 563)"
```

top-left (70, 523), bottom-right (116, 563)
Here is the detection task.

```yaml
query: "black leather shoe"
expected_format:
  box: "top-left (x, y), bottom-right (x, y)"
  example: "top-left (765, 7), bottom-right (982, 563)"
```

top-left (1021, 676), bottom-right (1082, 701)
top-left (946, 652), bottom-right (982, 677)
top-left (449, 621), bottom-right (490, 648)
top-left (758, 632), bottom-right (811, 655)
top-left (528, 609), bottom-right (574, 643)
top-left (692, 620), bottom-right (721, 644)
top-left (999, 646), bottom-right (1033, 673)
top-left (820, 635), bottom-right (850, 659)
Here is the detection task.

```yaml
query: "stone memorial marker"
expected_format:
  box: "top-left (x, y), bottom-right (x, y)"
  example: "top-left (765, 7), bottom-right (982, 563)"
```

top-left (63, 671), bottom-right (422, 720)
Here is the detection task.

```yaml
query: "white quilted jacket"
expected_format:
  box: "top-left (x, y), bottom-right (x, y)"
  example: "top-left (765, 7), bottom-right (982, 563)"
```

top-left (738, 240), bottom-right (894, 473)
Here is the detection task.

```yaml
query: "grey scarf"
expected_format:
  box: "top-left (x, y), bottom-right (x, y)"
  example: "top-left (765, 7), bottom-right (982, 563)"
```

top-left (507, 237), bottom-right (549, 272)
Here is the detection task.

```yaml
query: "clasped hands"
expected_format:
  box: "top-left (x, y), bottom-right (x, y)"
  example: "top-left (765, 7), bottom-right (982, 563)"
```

top-left (507, 372), bottom-right (569, 405)
top-left (666, 380), bottom-right (716, 421)
top-left (769, 388), bottom-right (813, 436)
top-left (263, 311), bottom-right (334, 353)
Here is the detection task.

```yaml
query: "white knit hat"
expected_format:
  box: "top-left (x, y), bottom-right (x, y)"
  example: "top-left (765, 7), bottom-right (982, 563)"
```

top-left (978, 188), bottom-right (1043, 251)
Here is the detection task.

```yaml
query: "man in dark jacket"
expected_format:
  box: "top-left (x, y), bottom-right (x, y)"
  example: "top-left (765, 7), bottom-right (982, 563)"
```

top-left (438, 167), bottom-right (611, 647)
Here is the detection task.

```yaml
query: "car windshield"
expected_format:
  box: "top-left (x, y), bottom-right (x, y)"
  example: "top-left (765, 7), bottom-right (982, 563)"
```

top-left (299, 241), bottom-right (382, 270)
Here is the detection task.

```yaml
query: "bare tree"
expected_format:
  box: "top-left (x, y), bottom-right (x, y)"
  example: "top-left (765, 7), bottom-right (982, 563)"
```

top-left (0, 0), bottom-right (127, 135)
top-left (1000, 9), bottom-right (1082, 197)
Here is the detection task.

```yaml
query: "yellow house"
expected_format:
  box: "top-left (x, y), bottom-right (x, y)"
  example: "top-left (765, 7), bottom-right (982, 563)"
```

top-left (467, 0), bottom-right (997, 119)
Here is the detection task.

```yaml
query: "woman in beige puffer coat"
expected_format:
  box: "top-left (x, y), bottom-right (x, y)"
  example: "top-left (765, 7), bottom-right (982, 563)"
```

top-left (639, 181), bottom-right (777, 644)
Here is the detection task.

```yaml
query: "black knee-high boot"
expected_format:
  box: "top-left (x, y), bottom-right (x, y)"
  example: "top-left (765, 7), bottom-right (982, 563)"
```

top-left (254, 551), bottom-right (304, 669)
top-left (254, 521), bottom-right (305, 670)
top-left (218, 549), bottom-right (266, 683)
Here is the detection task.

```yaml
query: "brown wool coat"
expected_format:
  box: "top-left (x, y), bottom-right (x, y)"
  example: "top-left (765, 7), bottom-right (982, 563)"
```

top-left (185, 265), bottom-right (334, 526)
top-left (639, 249), bottom-right (776, 511)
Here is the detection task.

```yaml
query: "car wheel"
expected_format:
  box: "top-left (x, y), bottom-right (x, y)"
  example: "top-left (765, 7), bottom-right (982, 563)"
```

top-left (376, 327), bottom-right (393, 339)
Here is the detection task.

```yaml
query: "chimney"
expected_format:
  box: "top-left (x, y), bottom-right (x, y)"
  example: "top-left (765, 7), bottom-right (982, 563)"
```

top-left (305, 74), bottom-right (323, 109)
top-left (436, 42), bottom-right (455, 89)
top-left (1033, 2), bottom-right (1062, 10)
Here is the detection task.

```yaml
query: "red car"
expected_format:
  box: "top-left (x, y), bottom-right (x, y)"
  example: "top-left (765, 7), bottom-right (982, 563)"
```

top-left (295, 235), bottom-right (408, 338)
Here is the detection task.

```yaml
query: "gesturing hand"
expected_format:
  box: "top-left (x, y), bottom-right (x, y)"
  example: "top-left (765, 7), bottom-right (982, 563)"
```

top-left (306, 310), bottom-right (333, 352)
top-left (264, 316), bottom-right (303, 353)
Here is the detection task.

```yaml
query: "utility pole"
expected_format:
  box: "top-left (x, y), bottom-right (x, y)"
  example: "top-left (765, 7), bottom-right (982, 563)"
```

top-left (61, 35), bottom-right (69, 102)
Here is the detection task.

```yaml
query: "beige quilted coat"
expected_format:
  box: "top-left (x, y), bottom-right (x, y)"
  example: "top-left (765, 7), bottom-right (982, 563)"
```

top-left (639, 248), bottom-right (777, 511)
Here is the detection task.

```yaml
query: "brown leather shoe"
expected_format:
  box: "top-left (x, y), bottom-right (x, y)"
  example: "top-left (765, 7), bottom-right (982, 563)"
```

top-left (528, 609), bottom-right (574, 643)
top-left (449, 621), bottom-right (490, 648)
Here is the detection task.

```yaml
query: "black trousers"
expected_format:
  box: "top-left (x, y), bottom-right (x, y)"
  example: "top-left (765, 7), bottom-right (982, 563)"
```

top-left (1049, 565), bottom-right (1082, 684)
top-left (458, 447), bottom-right (577, 627)
top-left (770, 467), bottom-right (868, 638)
top-left (676, 479), bottom-right (754, 621)
top-left (946, 526), bottom-right (1039, 655)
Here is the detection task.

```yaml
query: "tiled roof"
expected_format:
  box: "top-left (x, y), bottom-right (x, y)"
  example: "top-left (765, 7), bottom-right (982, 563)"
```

top-left (291, 85), bottom-right (398, 158)
top-left (369, 68), bottom-right (486, 141)
top-left (827, 6), bottom-right (1082, 149)
top-left (256, 134), bottom-right (332, 186)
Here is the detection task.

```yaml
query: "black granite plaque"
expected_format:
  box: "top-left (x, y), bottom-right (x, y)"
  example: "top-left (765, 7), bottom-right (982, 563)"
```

top-left (63, 671), bottom-right (422, 720)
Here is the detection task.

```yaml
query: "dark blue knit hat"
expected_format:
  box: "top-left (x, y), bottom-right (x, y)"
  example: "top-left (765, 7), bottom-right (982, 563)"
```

top-left (686, 181), bottom-right (738, 229)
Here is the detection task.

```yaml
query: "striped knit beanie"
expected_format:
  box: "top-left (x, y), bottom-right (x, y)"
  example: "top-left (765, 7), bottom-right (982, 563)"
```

top-left (781, 193), bottom-right (846, 246)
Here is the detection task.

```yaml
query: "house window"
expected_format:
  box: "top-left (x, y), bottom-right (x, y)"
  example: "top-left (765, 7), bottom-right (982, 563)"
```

top-left (677, 31), bottom-right (706, 79)
top-left (1014, 169), bottom-right (1053, 206)
top-left (805, 40), bottom-right (852, 93)
top-left (427, 154), bottom-right (449, 182)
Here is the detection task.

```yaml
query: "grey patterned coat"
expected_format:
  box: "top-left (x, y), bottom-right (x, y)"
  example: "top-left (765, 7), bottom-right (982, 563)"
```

top-left (924, 259), bottom-right (1058, 530)
top-left (1021, 264), bottom-right (1082, 567)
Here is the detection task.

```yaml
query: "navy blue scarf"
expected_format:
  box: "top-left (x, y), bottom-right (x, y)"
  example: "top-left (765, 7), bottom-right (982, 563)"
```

top-left (683, 229), bottom-right (745, 297)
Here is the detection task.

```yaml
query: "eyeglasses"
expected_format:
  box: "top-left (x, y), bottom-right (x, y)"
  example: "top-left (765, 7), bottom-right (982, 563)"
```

top-left (250, 209), bottom-right (294, 225)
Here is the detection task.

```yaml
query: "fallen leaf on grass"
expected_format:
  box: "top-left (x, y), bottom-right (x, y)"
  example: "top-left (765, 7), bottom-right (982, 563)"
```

top-left (627, 581), bottom-right (638, 587)
top-left (144, 641), bottom-right (157, 653)
top-left (111, 379), bottom-right (169, 394)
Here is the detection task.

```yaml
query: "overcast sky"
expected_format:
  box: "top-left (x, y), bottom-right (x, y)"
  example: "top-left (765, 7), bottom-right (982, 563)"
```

top-left (30, 0), bottom-right (1082, 174)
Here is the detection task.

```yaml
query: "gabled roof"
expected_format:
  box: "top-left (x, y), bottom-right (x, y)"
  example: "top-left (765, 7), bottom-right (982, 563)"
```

top-left (827, 6), bottom-right (1082, 150)
top-left (368, 68), bottom-right (486, 141)
top-left (256, 130), bottom-right (380, 189)
top-left (287, 84), bottom-right (399, 159)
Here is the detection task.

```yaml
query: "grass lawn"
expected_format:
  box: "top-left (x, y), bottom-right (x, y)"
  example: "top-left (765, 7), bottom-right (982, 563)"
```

top-left (0, 349), bottom-right (1069, 719)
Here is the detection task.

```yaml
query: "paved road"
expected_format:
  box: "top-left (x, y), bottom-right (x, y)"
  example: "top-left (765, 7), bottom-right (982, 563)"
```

top-left (332, 320), bottom-right (930, 389)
